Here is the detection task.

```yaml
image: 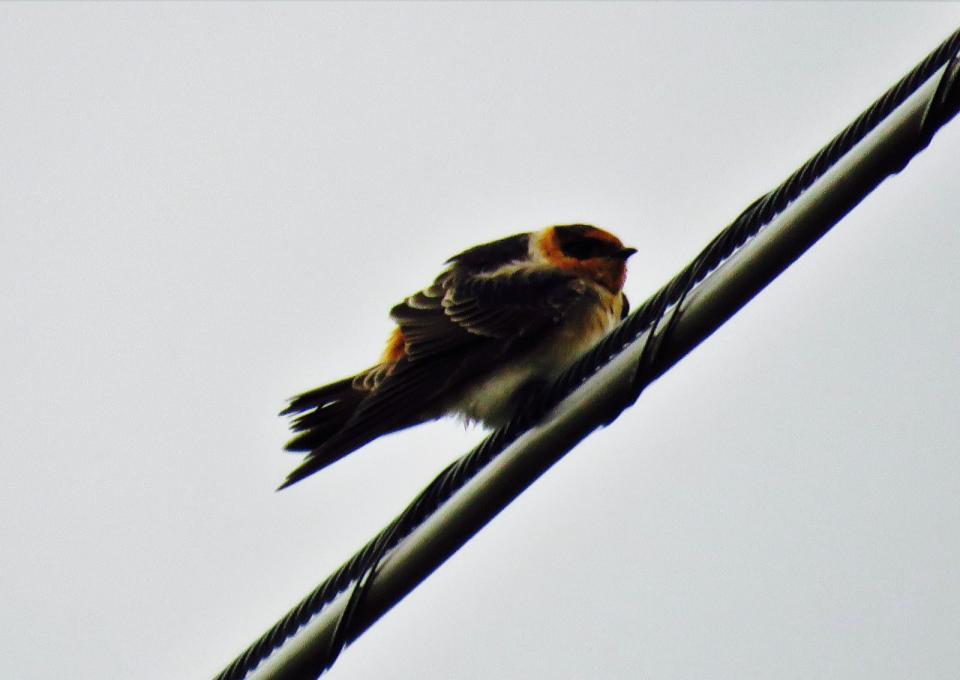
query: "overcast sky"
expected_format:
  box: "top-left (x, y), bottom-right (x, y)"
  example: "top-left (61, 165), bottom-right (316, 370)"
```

top-left (2, 4), bottom-right (959, 680)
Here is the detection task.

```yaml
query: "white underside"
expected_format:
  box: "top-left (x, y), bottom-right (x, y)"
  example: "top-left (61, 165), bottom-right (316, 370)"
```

top-left (446, 287), bottom-right (622, 427)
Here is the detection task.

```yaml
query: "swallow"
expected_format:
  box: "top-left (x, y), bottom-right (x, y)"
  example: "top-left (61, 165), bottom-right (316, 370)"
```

top-left (278, 224), bottom-right (636, 489)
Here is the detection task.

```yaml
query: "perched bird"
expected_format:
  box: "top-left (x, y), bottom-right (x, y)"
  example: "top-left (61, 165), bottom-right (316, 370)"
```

top-left (279, 224), bottom-right (636, 489)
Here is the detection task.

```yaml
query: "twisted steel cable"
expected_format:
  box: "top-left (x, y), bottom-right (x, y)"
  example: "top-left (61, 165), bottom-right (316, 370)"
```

top-left (215, 26), bottom-right (960, 680)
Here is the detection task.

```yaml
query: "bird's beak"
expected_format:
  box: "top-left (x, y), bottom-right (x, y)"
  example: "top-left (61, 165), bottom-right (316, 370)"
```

top-left (615, 246), bottom-right (638, 260)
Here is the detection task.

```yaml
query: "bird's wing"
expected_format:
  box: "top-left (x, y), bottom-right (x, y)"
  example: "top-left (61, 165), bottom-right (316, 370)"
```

top-left (392, 265), bottom-right (591, 361)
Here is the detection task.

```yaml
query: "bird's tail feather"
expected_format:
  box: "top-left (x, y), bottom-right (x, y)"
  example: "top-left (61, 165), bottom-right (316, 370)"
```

top-left (280, 376), bottom-right (359, 417)
top-left (279, 375), bottom-right (369, 489)
top-left (277, 442), bottom-right (362, 490)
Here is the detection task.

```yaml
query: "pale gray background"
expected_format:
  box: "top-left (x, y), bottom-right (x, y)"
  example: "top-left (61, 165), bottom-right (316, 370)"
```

top-left (2, 4), bottom-right (958, 680)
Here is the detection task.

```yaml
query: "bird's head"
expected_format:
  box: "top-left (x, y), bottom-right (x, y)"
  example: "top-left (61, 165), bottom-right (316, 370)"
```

top-left (536, 224), bottom-right (637, 293)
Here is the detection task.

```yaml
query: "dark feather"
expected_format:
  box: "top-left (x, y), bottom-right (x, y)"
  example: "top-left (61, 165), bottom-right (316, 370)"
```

top-left (280, 376), bottom-right (357, 416)
top-left (281, 375), bottom-right (368, 455)
top-left (445, 232), bottom-right (531, 269)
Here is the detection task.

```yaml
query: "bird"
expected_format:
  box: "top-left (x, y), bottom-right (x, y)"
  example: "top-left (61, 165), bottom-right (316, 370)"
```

top-left (278, 224), bottom-right (636, 489)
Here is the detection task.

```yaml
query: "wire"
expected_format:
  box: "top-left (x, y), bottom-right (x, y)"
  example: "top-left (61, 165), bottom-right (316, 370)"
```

top-left (213, 25), bottom-right (960, 680)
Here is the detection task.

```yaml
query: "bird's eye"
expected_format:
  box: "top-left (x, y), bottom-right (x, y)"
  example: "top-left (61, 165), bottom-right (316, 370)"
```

top-left (562, 239), bottom-right (604, 260)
